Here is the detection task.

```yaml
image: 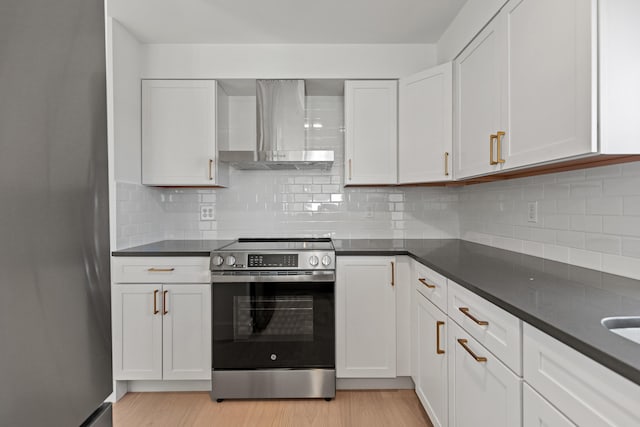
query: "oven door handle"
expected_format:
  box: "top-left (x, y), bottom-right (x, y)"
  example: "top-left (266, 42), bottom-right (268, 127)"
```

top-left (212, 272), bottom-right (336, 283)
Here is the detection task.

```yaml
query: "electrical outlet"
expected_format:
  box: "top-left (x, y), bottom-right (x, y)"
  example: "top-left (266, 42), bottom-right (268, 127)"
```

top-left (200, 205), bottom-right (215, 221)
top-left (527, 202), bottom-right (538, 223)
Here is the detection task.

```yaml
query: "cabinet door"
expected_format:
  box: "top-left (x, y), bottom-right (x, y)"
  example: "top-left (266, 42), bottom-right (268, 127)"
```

top-left (449, 322), bottom-right (522, 427)
top-left (142, 80), bottom-right (218, 186)
top-left (344, 81), bottom-right (398, 185)
top-left (336, 257), bottom-right (396, 377)
top-left (454, 17), bottom-right (504, 179)
top-left (162, 284), bottom-right (212, 380)
top-left (112, 284), bottom-right (162, 380)
top-left (501, 0), bottom-right (596, 169)
top-left (523, 384), bottom-right (575, 427)
top-left (399, 63), bottom-right (453, 183)
top-left (524, 323), bottom-right (640, 426)
top-left (415, 292), bottom-right (448, 427)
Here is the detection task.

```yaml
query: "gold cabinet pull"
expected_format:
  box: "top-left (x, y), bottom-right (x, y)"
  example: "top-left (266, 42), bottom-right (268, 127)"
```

top-left (458, 338), bottom-right (487, 362)
top-left (208, 159), bottom-right (214, 180)
top-left (153, 289), bottom-right (159, 315)
top-left (444, 152), bottom-right (449, 176)
top-left (147, 267), bottom-right (175, 272)
top-left (489, 134), bottom-right (498, 165)
top-left (436, 321), bottom-right (445, 355)
top-left (348, 159), bottom-right (352, 181)
top-left (390, 261), bottom-right (395, 287)
top-left (459, 307), bottom-right (489, 326)
top-left (496, 131), bottom-right (506, 164)
top-left (418, 278), bottom-right (436, 289)
top-left (163, 290), bottom-right (169, 315)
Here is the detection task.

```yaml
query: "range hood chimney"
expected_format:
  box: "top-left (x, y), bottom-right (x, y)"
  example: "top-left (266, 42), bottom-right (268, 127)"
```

top-left (219, 80), bottom-right (334, 170)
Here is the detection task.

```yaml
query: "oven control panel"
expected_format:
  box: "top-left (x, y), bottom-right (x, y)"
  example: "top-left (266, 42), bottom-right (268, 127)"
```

top-left (211, 251), bottom-right (335, 270)
top-left (248, 254), bottom-right (298, 268)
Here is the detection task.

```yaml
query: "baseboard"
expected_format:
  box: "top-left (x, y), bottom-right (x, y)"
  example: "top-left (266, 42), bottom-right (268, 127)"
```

top-left (337, 376), bottom-right (415, 390)
top-left (127, 380), bottom-right (212, 393)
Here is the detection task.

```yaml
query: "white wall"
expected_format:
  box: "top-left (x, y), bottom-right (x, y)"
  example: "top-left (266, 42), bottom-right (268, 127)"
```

top-left (459, 162), bottom-right (640, 280)
top-left (436, 0), bottom-right (507, 63)
top-left (111, 20), bottom-right (142, 183)
top-left (115, 97), bottom-right (459, 247)
top-left (142, 44), bottom-right (437, 79)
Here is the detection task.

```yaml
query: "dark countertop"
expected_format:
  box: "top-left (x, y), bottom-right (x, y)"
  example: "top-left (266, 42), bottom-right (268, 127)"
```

top-left (335, 239), bottom-right (640, 386)
top-left (112, 240), bottom-right (233, 256)
top-left (113, 238), bottom-right (640, 386)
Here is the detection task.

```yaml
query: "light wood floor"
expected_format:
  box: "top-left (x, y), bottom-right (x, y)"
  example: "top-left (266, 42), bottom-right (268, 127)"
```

top-left (113, 390), bottom-right (433, 427)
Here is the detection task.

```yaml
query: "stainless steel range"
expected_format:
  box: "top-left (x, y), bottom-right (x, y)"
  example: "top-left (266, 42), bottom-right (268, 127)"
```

top-left (210, 238), bottom-right (336, 401)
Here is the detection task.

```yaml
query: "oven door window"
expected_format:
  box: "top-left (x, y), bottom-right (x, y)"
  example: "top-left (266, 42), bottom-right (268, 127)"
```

top-left (213, 281), bottom-right (334, 370)
top-left (234, 295), bottom-right (314, 342)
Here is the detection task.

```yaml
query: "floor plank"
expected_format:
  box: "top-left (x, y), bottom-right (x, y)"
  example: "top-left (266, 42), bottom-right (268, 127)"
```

top-left (113, 390), bottom-right (433, 427)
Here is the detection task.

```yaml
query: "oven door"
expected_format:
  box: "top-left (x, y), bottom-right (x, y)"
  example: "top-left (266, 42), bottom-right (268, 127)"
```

top-left (212, 273), bottom-right (335, 370)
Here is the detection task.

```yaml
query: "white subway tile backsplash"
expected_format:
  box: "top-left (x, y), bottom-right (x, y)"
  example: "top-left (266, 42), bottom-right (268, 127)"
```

top-left (603, 176), bottom-right (640, 196)
top-left (623, 196), bottom-right (640, 216)
top-left (458, 161), bottom-right (640, 279)
top-left (603, 216), bottom-right (640, 237)
top-left (585, 233), bottom-right (621, 255)
top-left (586, 197), bottom-right (623, 215)
top-left (622, 238), bottom-right (640, 259)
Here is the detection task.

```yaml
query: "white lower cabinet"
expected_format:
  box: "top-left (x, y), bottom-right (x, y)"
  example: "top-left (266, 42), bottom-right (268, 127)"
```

top-left (112, 284), bottom-right (163, 380)
top-left (113, 283), bottom-right (211, 381)
top-left (448, 321), bottom-right (522, 427)
top-left (414, 291), bottom-right (448, 427)
top-left (523, 323), bottom-right (640, 426)
top-left (523, 383), bottom-right (575, 427)
top-left (336, 256), bottom-right (397, 378)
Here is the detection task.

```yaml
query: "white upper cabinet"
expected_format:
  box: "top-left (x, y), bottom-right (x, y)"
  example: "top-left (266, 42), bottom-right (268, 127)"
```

top-left (399, 63), bottom-right (453, 183)
top-left (454, 17), bottom-right (504, 179)
top-left (455, 0), bottom-right (598, 179)
top-left (501, 0), bottom-right (595, 169)
top-left (344, 81), bottom-right (398, 185)
top-left (142, 79), bottom-right (227, 186)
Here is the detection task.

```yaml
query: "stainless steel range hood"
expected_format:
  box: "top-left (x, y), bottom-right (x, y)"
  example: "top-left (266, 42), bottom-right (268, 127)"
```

top-left (219, 80), bottom-right (334, 170)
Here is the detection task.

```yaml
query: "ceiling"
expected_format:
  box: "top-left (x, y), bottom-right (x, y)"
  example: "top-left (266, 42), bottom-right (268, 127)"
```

top-left (107, 0), bottom-right (468, 44)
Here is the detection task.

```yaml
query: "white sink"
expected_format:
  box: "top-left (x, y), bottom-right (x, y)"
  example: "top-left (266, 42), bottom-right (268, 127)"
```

top-left (602, 317), bottom-right (640, 345)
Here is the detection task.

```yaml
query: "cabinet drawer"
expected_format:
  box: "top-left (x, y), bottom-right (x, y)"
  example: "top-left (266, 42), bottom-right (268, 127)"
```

top-left (448, 321), bottom-right (522, 427)
top-left (413, 260), bottom-right (447, 313)
top-left (112, 257), bottom-right (211, 283)
top-left (523, 323), bottom-right (640, 426)
top-left (448, 280), bottom-right (521, 374)
top-left (523, 383), bottom-right (575, 427)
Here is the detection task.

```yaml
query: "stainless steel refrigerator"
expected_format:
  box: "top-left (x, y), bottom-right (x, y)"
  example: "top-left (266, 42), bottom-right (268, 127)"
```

top-left (0, 0), bottom-right (113, 425)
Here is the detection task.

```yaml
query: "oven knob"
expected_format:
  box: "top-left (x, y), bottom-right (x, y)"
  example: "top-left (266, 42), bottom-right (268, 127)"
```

top-left (308, 255), bottom-right (319, 266)
top-left (212, 255), bottom-right (224, 266)
top-left (270, 354), bottom-right (277, 361)
top-left (226, 255), bottom-right (236, 266)
top-left (322, 255), bottom-right (332, 266)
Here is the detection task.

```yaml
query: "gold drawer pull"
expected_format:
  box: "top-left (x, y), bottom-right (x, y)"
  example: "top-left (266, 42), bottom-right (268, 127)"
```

top-left (496, 131), bottom-right (506, 164)
top-left (418, 278), bottom-right (436, 289)
top-left (459, 307), bottom-right (489, 326)
top-left (436, 321), bottom-right (445, 355)
top-left (153, 289), bottom-right (159, 315)
top-left (147, 268), bottom-right (175, 272)
top-left (489, 134), bottom-right (498, 165)
top-left (163, 290), bottom-right (169, 315)
top-left (458, 338), bottom-right (487, 362)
